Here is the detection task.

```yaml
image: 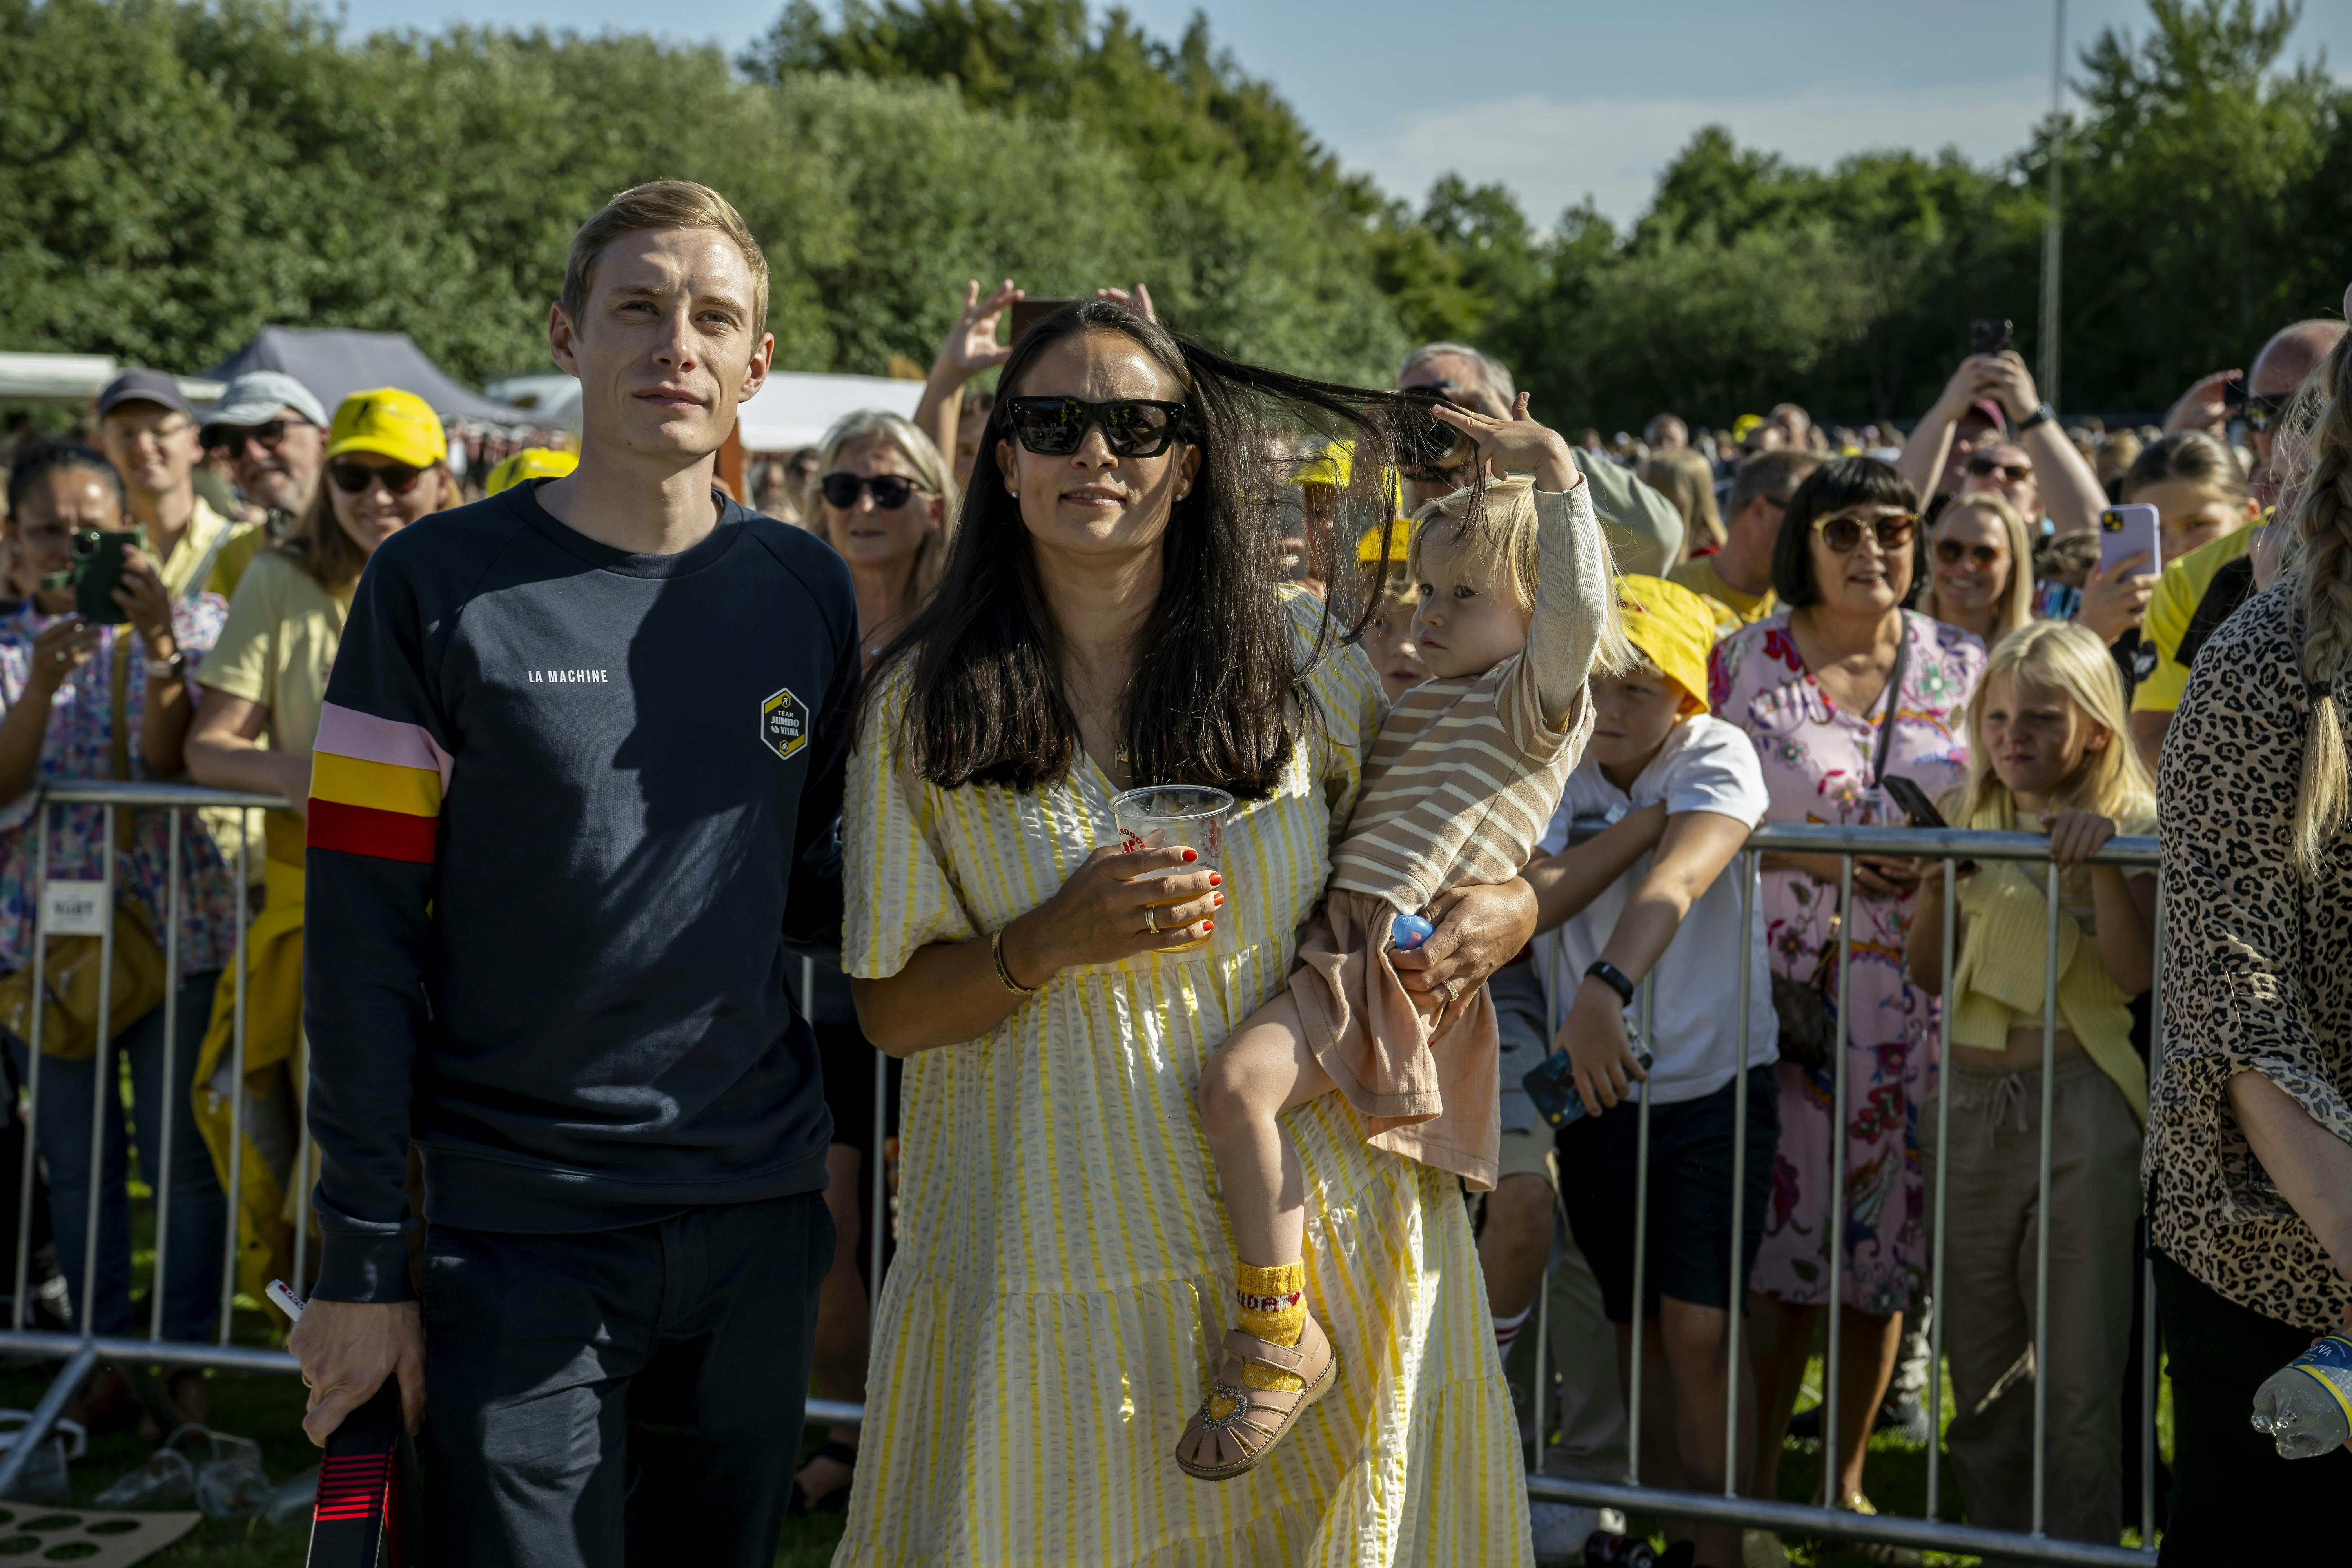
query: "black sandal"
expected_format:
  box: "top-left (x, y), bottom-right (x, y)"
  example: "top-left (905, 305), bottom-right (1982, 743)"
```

top-left (786, 1438), bottom-right (859, 1516)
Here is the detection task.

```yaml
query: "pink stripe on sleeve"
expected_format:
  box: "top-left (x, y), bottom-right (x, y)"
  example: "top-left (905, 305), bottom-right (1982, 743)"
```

top-left (313, 702), bottom-right (454, 795)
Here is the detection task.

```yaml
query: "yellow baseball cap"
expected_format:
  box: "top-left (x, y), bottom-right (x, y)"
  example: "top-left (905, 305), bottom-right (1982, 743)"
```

top-left (1730, 413), bottom-right (1765, 442)
top-left (1355, 517), bottom-right (1416, 567)
top-left (327, 388), bottom-right (447, 468)
top-left (1616, 574), bottom-right (1718, 715)
top-left (483, 446), bottom-right (578, 496)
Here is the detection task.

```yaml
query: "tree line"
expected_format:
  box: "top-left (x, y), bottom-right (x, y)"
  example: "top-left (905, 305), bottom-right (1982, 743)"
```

top-left (2, 0), bottom-right (2344, 430)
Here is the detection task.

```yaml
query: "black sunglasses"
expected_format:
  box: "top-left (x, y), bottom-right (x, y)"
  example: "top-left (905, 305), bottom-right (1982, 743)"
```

top-left (327, 459), bottom-right (424, 496)
top-left (820, 472), bottom-right (929, 510)
top-left (202, 419), bottom-right (304, 452)
top-left (1396, 386), bottom-right (1472, 480)
top-left (1966, 455), bottom-right (2033, 482)
top-left (1003, 397), bottom-right (1186, 458)
top-left (1934, 538), bottom-right (2004, 568)
top-left (2244, 392), bottom-right (2292, 435)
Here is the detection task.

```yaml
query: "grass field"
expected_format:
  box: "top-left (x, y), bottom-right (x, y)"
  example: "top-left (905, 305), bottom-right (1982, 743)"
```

top-left (0, 1347), bottom-right (2168, 1566)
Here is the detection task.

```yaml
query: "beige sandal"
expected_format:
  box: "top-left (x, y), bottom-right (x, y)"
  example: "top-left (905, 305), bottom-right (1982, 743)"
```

top-left (1173, 1312), bottom-right (1336, 1481)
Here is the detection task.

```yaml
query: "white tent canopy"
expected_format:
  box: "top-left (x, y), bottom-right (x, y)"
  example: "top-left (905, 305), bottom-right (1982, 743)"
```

top-left (736, 372), bottom-right (924, 453)
top-left (0, 351), bottom-right (222, 405)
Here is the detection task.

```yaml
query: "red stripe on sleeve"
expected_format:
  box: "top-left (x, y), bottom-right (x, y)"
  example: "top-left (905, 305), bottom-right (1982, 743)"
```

top-left (307, 798), bottom-right (439, 864)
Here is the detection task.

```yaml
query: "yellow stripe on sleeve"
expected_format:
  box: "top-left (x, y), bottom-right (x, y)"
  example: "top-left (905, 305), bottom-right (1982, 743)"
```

top-left (310, 750), bottom-right (442, 818)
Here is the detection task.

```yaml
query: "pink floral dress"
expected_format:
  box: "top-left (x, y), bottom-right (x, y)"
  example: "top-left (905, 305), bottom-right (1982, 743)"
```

top-left (1708, 610), bottom-right (1983, 1314)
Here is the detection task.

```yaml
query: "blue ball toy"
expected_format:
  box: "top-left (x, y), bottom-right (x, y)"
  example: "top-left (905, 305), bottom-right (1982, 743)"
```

top-left (1390, 913), bottom-right (1434, 951)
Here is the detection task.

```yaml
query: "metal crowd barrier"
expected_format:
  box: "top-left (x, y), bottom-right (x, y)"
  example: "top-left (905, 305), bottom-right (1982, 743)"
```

top-left (1519, 818), bottom-right (2162, 1567)
top-left (0, 782), bottom-right (869, 1501)
top-left (0, 791), bottom-right (2167, 1563)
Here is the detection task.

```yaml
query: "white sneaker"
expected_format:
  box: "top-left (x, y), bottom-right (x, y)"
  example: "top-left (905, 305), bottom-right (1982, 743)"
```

top-left (1528, 1501), bottom-right (1600, 1568)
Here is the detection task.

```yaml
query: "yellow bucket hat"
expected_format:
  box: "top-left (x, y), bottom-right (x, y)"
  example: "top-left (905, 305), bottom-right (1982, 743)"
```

top-left (327, 387), bottom-right (447, 468)
top-left (1616, 574), bottom-right (1718, 715)
top-left (483, 446), bottom-right (578, 496)
top-left (1355, 516), bottom-right (1415, 568)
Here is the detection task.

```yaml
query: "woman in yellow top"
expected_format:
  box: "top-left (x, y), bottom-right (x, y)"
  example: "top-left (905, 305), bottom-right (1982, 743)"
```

top-left (836, 302), bottom-right (1541, 1565)
top-left (1904, 619), bottom-right (2156, 1553)
top-left (183, 388), bottom-right (454, 1295)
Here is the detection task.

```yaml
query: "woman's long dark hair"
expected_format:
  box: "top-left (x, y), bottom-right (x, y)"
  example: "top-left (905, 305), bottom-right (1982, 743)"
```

top-left (876, 300), bottom-right (1429, 796)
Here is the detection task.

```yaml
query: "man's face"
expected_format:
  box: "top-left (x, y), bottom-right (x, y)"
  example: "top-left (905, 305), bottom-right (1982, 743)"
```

top-left (211, 408), bottom-right (325, 513)
top-left (1396, 353), bottom-right (1498, 503)
top-left (1960, 441), bottom-right (2040, 520)
top-left (1741, 424), bottom-right (1786, 457)
top-left (2245, 329), bottom-right (2343, 497)
top-left (98, 401), bottom-right (199, 501)
top-left (550, 226), bottom-right (774, 461)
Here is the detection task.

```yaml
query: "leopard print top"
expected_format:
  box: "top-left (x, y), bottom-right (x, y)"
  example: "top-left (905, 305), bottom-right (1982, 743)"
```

top-left (2149, 583), bottom-right (2352, 1333)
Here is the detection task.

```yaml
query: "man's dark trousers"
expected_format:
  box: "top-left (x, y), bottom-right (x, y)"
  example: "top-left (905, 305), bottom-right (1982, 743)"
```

top-left (421, 1191), bottom-right (834, 1567)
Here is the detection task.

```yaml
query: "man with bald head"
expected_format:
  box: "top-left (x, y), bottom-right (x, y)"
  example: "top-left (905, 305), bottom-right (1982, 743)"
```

top-left (1397, 342), bottom-right (1683, 573)
top-left (2131, 316), bottom-right (2348, 770)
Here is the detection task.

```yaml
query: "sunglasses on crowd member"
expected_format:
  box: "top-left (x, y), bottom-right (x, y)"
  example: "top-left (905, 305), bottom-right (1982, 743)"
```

top-left (202, 419), bottom-right (305, 454)
top-left (1812, 511), bottom-right (1917, 554)
top-left (1395, 385), bottom-right (1472, 481)
top-left (2243, 392), bottom-right (2292, 435)
top-left (327, 458), bottom-right (426, 496)
top-left (1934, 538), bottom-right (2004, 568)
top-left (820, 472), bottom-right (931, 510)
top-left (1002, 396), bottom-right (1187, 458)
top-left (1965, 454), bottom-right (2033, 483)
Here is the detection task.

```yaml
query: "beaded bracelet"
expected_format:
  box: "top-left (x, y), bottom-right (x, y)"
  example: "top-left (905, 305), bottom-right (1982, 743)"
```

top-left (991, 926), bottom-right (1044, 996)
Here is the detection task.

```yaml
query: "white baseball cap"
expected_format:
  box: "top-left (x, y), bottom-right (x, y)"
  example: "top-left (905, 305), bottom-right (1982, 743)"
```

top-left (206, 370), bottom-right (328, 431)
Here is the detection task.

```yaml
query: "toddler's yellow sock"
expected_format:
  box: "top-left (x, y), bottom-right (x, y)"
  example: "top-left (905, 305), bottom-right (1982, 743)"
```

top-left (1233, 1260), bottom-right (1306, 1393)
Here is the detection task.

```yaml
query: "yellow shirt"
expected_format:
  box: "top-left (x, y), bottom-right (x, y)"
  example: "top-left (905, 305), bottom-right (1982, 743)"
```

top-left (156, 496), bottom-right (263, 604)
top-left (196, 551), bottom-right (351, 865)
top-left (2129, 521), bottom-right (2264, 715)
top-left (1670, 554), bottom-right (1774, 632)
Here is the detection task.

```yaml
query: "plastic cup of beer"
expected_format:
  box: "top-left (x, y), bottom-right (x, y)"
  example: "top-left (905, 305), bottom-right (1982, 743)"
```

top-left (1111, 786), bottom-right (1233, 954)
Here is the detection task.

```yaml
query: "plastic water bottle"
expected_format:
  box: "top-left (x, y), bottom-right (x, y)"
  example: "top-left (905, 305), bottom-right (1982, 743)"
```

top-left (2251, 1333), bottom-right (2352, 1458)
top-left (1390, 913), bottom-right (1434, 951)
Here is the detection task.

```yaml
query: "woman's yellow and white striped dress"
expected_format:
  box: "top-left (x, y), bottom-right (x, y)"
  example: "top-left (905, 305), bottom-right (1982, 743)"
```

top-left (835, 625), bottom-right (1532, 1568)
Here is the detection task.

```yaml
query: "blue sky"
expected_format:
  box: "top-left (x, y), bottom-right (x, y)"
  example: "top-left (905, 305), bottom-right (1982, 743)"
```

top-left (339, 0), bottom-right (2349, 226)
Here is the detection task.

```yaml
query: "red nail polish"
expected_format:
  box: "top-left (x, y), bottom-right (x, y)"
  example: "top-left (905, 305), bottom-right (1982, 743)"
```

top-left (1182, 848), bottom-right (1197, 862)
top-left (1214, 893), bottom-right (1225, 907)
top-left (1209, 872), bottom-right (1222, 886)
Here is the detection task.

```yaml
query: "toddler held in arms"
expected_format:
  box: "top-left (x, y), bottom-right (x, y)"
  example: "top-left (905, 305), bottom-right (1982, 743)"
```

top-left (1176, 395), bottom-right (1627, 1480)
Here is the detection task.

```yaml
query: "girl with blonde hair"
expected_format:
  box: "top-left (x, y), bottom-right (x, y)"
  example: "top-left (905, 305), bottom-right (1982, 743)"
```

top-left (1905, 617), bottom-right (2156, 1552)
top-left (1916, 491), bottom-right (2035, 644)
top-left (2141, 326), bottom-right (2352, 1555)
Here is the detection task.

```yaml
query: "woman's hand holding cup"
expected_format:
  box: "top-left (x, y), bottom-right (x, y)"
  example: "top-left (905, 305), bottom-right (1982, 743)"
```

top-left (998, 844), bottom-right (1224, 986)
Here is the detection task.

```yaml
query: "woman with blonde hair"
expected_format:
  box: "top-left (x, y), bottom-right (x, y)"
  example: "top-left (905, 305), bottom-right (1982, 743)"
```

top-left (2143, 325), bottom-right (2352, 1557)
top-left (1905, 619), bottom-right (2156, 1552)
top-left (1642, 446), bottom-right (1724, 557)
top-left (1916, 491), bottom-right (2034, 644)
top-left (184, 387), bottom-right (455, 1304)
top-left (810, 409), bottom-right (957, 666)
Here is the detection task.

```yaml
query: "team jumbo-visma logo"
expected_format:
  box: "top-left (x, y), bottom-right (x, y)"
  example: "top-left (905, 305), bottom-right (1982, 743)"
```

top-left (760, 687), bottom-right (810, 761)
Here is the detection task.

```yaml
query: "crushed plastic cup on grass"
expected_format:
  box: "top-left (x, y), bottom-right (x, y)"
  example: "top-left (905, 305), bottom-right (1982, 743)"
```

top-left (0, 1410), bottom-right (86, 1504)
top-left (191, 1430), bottom-right (270, 1518)
top-left (263, 1465), bottom-right (320, 1529)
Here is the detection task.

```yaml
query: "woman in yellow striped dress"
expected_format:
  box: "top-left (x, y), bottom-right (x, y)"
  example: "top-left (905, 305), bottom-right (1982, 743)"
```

top-left (835, 301), bottom-right (1539, 1566)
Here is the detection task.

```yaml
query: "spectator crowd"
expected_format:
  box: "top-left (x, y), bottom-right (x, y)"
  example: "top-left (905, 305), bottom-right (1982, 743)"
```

top-left (0, 180), bottom-right (2347, 1568)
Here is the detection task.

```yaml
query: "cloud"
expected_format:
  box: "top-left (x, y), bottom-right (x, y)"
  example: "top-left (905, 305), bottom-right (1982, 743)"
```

top-left (1347, 75), bottom-right (2054, 227)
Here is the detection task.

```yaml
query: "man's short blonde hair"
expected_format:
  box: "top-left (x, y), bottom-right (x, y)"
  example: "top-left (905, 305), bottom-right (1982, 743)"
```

top-left (560, 180), bottom-right (769, 341)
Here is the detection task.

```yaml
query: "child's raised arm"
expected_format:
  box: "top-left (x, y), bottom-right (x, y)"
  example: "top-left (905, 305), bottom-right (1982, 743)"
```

top-left (1427, 395), bottom-right (1612, 731)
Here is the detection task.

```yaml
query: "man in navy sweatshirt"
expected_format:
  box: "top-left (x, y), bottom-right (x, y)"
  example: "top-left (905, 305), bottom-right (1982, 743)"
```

top-left (289, 181), bottom-right (858, 1567)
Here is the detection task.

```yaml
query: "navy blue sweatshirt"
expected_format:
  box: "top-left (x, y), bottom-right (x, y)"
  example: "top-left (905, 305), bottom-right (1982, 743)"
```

top-left (302, 481), bottom-right (858, 1303)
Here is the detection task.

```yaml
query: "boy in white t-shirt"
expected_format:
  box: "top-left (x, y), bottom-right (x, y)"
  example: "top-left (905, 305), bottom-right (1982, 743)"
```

top-left (1520, 574), bottom-right (1778, 1568)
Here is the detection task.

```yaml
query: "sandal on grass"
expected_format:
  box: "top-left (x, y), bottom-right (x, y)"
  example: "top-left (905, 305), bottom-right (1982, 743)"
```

top-left (1173, 1313), bottom-right (1335, 1481)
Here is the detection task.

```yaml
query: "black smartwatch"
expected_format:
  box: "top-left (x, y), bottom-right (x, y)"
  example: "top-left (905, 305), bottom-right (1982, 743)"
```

top-left (1583, 960), bottom-right (1635, 1009)
top-left (2013, 402), bottom-right (2056, 434)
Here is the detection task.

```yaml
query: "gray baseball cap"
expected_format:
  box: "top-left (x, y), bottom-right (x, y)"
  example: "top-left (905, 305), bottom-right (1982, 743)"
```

top-left (206, 370), bottom-right (328, 430)
top-left (96, 368), bottom-right (194, 419)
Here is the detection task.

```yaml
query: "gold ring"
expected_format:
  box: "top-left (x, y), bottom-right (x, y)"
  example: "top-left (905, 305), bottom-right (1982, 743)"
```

top-left (1144, 906), bottom-right (1160, 936)
top-left (1438, 977), bottom-right (1459, 1007)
